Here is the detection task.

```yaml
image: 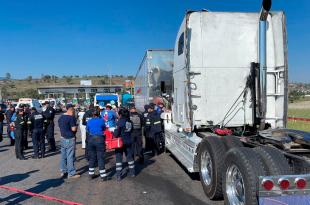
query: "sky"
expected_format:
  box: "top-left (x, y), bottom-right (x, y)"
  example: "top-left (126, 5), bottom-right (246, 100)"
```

top-left (0, 0), bottom-right (309, 82)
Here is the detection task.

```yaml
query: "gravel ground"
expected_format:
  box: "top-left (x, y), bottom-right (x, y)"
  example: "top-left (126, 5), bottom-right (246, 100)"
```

top-left (0, 114), bottom-right (224, 205)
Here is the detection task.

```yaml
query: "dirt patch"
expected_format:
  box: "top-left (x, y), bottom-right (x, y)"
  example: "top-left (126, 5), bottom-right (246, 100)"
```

top-left (288, 101), bottom-right (310, 109)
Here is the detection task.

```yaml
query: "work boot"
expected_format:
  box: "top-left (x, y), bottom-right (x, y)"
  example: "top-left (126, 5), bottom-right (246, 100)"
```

top-left (32, 155), bottom-right (39, 159)
top-left (89, 175), bottom-right (96, 180)
top-left (60, 173), bottom-right (68, 178)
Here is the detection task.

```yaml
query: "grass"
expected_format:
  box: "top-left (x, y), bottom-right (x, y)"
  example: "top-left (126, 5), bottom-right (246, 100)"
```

top-left (288, 108), bottom-right (310, 119)
top-left (287, 121), bottom-right (310, 132)
top-left (287, 105), bottom-right (310, 132)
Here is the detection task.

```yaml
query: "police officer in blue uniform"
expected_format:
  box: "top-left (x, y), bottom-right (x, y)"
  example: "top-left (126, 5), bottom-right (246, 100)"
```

top-left (14, 108), bottom-right (26, 160)
top-left (148, 104), bottom-right (164, 155)
top-left (23, 104), bottom-right (31, 150)
top-left (114, 108), bottom-right (135, 181)
top-left (43, 101), bottom-right (56, 152)
top-left (28, 107), bottom-right (46, 159)
top-left (86, 110), bottom-right (107, 181)
top-left (143, 105), bottom-right (151, 152)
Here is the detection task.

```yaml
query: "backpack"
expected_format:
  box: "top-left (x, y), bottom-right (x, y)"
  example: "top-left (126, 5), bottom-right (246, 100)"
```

top-left (130, 114), bottom-right (141, 130)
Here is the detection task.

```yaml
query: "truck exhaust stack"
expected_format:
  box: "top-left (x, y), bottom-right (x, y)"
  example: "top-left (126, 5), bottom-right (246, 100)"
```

top-left (259, 0), bottom-right (271, 129)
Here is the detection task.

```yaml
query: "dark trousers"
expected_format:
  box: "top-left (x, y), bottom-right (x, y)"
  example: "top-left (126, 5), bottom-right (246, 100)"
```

top-left (32, 129), bottom-right (45, 157)
top-left (22, 127), bottom-right (29, 149)
top-left (148, 132), bottom-right (164, 155)
top-left (46, 122), bottom-right (56, 151)
top-left (115, 143), bottom-right (135, 177)
top-left (88, 136), bottom-right (106, 178)
top-left (14, 129), bottom-right (24, 159)
top-left (85, 133), bottom-right (89, 160)
top-left (131, 129), bottom-right (143, 158)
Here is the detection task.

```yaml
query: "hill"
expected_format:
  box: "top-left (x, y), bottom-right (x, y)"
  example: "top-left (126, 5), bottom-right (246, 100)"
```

top-left (0, 75), bottom-right (133, 100)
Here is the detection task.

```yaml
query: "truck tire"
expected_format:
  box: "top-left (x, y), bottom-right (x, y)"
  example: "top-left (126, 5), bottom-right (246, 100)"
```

top-left (198, 136), bottom-right (226, 199)
top-left (222, 135), bottom-right (243, 150)
top-left (253, 146), bottom-right (291, 175)
top-left (223, 147), bottom-right (266, 205)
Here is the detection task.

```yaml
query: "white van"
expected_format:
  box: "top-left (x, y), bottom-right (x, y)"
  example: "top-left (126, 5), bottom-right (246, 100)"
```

top-left (16, 98), bottom-right (42, 113)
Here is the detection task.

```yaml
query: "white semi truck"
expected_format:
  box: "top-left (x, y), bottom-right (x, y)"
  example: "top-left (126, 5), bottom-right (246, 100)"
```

top-left (144, 1), bottom-right (310, 204)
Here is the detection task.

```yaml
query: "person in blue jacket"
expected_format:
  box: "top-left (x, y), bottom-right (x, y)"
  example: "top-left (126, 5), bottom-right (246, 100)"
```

top-left (102, 104), bottom-right (117, 132)
top-left (86, 110), bottom-right (107, 181)
top-left (114, 108), bottom-right (135, 181)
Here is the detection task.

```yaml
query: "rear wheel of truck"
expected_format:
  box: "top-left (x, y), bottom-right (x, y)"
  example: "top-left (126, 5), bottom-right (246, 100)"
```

top-left (253, 146), bottom-right (291, 175)
top-left (222, 135), bottom-right (244, 150)
top-left (223, 147), bottom-right (266, 205)
top-left (198, 136), bottom-right (226, 199)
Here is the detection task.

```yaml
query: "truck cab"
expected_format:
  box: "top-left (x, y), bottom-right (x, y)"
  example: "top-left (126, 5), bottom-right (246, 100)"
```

top-left (163, 3), bottom-right (310, 205)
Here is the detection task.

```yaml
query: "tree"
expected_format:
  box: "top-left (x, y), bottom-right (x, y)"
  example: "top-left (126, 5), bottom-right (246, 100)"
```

top-left (26, 75), bottom-right (32, 82)
top-left (5, 72), bottom-right (11, 80)
top-left (99, 79), bottom-right (106, 84)
top-left (65, 76), bottom-right (73, 84)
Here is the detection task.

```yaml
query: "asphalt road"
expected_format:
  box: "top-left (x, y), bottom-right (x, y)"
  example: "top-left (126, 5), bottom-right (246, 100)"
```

top-left (0, 114), bottom-right (224, 205)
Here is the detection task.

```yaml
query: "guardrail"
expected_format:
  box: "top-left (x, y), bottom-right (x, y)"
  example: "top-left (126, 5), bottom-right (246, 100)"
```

top-left (288, 117), bottom-right (310, 122)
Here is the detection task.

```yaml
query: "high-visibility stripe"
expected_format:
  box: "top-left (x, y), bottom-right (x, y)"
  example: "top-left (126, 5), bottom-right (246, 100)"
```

top-left (89, 172), bottom-right (95, 175)
top-left (129, 165), bottom-right (135, 169)
top-left (116, 163), bottom-right (122, 166)
top-left (89, 168), bottom-right (95, 171)
top-left (154, 121), bottom-right (161, 124)
top-left (100, 173), bottom-right (107, 177)
top-left (146, 122), bottom-right (151, 124)
top-left (99, 170), bottom-right (106, 174)
top-left (128, 161), bottom-right (134, 165)
top-left (116, 167), bottom-right (122, 171)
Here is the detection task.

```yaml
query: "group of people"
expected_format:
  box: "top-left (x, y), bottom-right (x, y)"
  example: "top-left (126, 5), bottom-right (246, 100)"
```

top-left (58, 102), bottom-right (165, 181)
top-left (1, 99), bottom-right (165, 182)
top-left (0, 102), bottom-right (56, 160)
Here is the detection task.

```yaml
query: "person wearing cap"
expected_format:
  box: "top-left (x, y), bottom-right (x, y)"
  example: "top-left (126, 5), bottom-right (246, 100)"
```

top-left (43, 101), bottom-right (56, 152)
top-left (13, 108), bottom-right (26, 160)
top-left (28, 107), bottom-right (46, 159)
top-left (129, 106), bottom-right (144, 164)
top-left (146, 103), bottom-right (163, 155)
top-left (86, 110), bottom-right (107, 181)
top-left (114, 108), bottom-right (135, 181)
top-left (58, 104), bottom-right (80, 179)
top-left (102, 104), bottom-right (117, 132)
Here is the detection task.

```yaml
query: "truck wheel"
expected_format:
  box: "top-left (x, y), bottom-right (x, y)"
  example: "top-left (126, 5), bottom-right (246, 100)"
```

top-left (198, 136), bottom-right (226, 199)
top-left (223, 147), bottom-right (266, 205)
top-left (253, 146), bottom-right (291, 175)
top-left (222, 135), bottom-right (243, 150)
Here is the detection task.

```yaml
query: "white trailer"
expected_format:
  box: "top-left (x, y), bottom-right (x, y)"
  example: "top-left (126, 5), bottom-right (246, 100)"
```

top-left (160, 1), bottom-right (310, 204)
top-left (134, 49), bottom-right (174, 113)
